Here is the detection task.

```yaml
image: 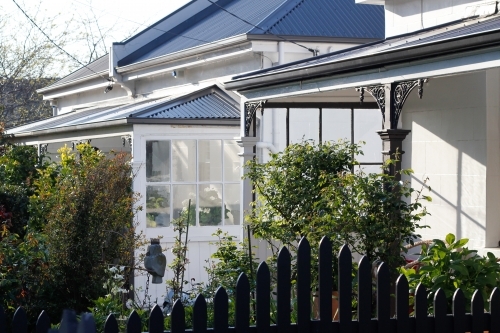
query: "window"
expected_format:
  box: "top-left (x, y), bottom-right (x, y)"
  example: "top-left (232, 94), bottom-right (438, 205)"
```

top-left (145, 139), bottom-right (240, 228)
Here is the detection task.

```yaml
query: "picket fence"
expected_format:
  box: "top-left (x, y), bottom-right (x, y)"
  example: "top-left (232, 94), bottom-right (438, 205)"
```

top-left (3, 237), bottom-right (500, 333)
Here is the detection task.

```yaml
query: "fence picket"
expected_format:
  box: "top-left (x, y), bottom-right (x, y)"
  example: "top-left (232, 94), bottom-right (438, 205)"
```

top-left (12, 307), bottom-right (27, 333)
top-left (213, 287), bottom-right (228, 333)
top-left (36, 310), bottom-right (50, 333)
top-left (490, 288), bottom-right (500, 333)
top-left (434, 289), bottom-right (447, 333)
top-left (358, 256), bottom-right (372, 333)
top-left (171, 300), bottom-right (185, 333)
top-left (452, 289), bottom-right (465, 333)
top-left (471, 290), bottom-right (484, 333)
top-left (149, 304), bottom-right (164, 333)
top-left (256, 262), bottom-right (270, 333)
top-left (59, 310), bottom-right (78, 333)
top-left (396, 275), bottom-right (409, 333)
top-left (277, 247), bottom-right (291, 333)
top-left (193, 294), bottom-right (207, 333)
top-left (104, 313), bottom-right (118, 333)
top-left (0, 306), bottom-right (4, 333)
top-left (235, 273), bottom-right (250, 333)
top-left (414, 283), bottom-right (427, 333)
top-left (297, 237), bottom-right (311, 333)
top-left (78, 313), bottom-right (96, 333)
top-left (376, 263), bottom-right (390, 333)
top-left (319, 236), bottom-right (332, 333)
top-left (338, 245), bottom-right (352, 333)
top-left (126, 310), bottom-right (142, 333)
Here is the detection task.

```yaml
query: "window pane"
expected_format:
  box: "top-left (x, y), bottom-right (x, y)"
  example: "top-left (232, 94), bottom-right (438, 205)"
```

top-left (322, 109), bottom-right (351, 143)
top-left (289, 108), bottom-right (319, 143)
top-left (146, 185), bottom-right (170, 228)
top-left (199, 140), bottom-right (222, 182)
top-left (224, 140), bottom-right (240, 182)
top-left (224, 184), bottom-right (240, 225)
top-left (172, 185), bottom-right (196, 225)
top-left (172, 140), bottom-right (196, 182)
top-left (146, 141), bottom-right (170, 182)
top-left (354, 109), bottom-right (382, 163)
top-left (198, 184), bottom-right (223, 226)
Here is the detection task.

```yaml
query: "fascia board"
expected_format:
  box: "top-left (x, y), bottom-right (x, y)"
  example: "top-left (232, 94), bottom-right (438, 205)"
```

top-left (225, 30), bottom-right (500, 91)
top-left (116, 34), bottom-right (249, 75)
top-left (37, 71), bottom-right (109, 94)
top-left (41, 81), bottom-right (112, 100)
top-left (126, 118), bottom-right (239, 126)
top-left (246, 34), bottom-right (380, 44)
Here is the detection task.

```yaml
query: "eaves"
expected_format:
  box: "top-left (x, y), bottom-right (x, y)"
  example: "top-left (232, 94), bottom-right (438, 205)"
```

top-left (37, 71), bottom-right (109, 94)
top-left (226, 29), bottom-right (500, 92)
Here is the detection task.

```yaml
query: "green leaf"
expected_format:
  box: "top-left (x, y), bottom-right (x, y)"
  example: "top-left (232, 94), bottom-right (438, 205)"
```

top-left (445, 233), bottom-right (455, 245)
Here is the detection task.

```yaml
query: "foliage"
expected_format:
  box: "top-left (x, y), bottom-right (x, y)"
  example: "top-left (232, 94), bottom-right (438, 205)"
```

top-left (29, 143), bottom-right (142, 319)
top-left (245, 140), bottom-right (430, 288)
top-left (400, 233), bottom-right (500, 313)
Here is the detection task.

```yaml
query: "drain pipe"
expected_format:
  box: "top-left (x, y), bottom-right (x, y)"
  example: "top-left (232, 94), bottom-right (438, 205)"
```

top-left (256, 141), bottom-right (278, 154)
top-left (278, 41), bottom-right (285, 65)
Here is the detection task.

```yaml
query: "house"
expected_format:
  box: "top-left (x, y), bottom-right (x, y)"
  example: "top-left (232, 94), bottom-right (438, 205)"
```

top-left (225, 0), bottom-right (500, 256)
top-left (5, 0), bottom-right (384, 303)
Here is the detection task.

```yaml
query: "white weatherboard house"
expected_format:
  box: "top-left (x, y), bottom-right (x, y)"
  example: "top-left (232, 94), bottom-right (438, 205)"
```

top-left (226, 0), bottom-right (500, 257)
top-left (6, 0), bottom-right (384, 303)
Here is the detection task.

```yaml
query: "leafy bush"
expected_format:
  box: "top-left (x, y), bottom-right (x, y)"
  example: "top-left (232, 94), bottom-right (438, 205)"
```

top-left (246, 140), bottom-right (430, 288)
top-left (400, 233), bottom-right (500, 313)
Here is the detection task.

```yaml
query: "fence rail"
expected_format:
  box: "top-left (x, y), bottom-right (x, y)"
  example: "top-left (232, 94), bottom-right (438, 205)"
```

top-left (3, 236), bottom-right (499, 333)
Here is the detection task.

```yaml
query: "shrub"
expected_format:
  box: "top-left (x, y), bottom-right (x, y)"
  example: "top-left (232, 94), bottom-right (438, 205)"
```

top-left (400, 233), bottom-right (500, 313)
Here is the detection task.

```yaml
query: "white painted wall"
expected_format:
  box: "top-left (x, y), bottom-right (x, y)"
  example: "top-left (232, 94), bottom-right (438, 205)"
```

top-left (402, 72), bottom-right (489, 250)
top-left (384, 0), bottom-right (497, 37)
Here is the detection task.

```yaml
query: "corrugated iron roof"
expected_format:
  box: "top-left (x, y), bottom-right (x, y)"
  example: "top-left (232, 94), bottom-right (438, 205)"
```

top-left (232, 14), bottom-right (500, 80)
top-left (41, 54), bottom-right (109, 91)
top-left (7, 86), bottom-right (239, 135)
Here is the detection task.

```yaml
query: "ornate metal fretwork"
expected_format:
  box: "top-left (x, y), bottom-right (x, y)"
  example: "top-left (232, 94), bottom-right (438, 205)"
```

top-left (121, 135), bottom-right (132, 147)
top-left (356, 85), bottom-right (386, 121)
top-left (244, 100), bottom-right (266, 137)
top-left (392, 78), bottom-right (427, 129)
top-left (71, 139), bottom-right (92, 150)
top-left (39, 144), bottom-right (48, 155)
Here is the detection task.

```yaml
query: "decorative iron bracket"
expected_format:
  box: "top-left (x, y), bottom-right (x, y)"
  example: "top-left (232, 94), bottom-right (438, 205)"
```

top-left (121, 135), bottom-right (132, 147)
top-left (244, 100), bottom-right (266, 137)
top-left (39, 143), bottom-right (48, 155)
top-left (71, 139), bottom-right (92, 150)
top-left (356, 85), bottom-right (386, 120)
top-left (356, 78), bottom-right (428, 129)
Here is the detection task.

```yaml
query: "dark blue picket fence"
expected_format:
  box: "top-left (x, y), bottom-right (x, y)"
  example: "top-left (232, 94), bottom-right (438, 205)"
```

top-left (3, 237), bottom-right (499, 333)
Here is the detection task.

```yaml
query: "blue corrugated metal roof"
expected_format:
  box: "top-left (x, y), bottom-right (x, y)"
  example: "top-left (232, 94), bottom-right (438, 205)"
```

top-left (128, 0), bottom-right (384, 65)
top-left (232, 15), bottom-right (500, 80)
top-left (8, 86), bottom-right (239, 135)
top-left (136, 87), bottom-right (239, 119)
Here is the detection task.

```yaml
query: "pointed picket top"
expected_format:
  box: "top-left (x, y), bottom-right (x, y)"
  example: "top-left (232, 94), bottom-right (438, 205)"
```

top-left (149, 304), bottom-right (164, 333)
top-left (78, 313), bottom-right (96, 333)
top-left (490, 288), bottom-right (500, 333)
top-left (104, 313), bottom-right (118, 333)
top-left (12, 307), bottom-right (28, 333)
top-left (414, 283), bottom-right (427, 333)
top-left (338, 244), bottom-right (352, 333)
top-left (213, 287), bottom-right (228, 333)
top-left (471, 290), bottom-right (484, 333)
top-left (297, 237), bottom-right (311, 333)
top-left (236, 272), bottom-right (250, 333)
top-left (277, 246), bottom-right (291, 333)
top-left (256, 261), bottom-right (270, 333)
top-left (171, 299), bottom-right (185, 333)
top-left (434, 289), bottom-right (447, 333)
top-left (126, 310), bottom-right (142, 333)
top-left (59, 309), bottom-right (78, 333)
top-left (36, 310), bottom-right (51, 333)
top-left (376, 263), bottom-right (390, 333)
top-left (193, 294), bottom-right (207, 333)
top-left (452, 289), bottom-right (466, 333)
top-left (396, 275), bottom-right (409, 333)
top-left (357, 256), bottom-right (371, 333)
top-left (318, 235), bottom-right (332, 333)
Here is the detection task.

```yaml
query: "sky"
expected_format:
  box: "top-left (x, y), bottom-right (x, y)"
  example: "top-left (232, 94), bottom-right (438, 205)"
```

top-left (2, 0), bottom-right (192, 74)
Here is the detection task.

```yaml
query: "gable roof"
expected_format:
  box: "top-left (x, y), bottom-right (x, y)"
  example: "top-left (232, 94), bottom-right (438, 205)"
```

top-left (122, 0), bottom-right (384, 66)
top-left (41, 0), bottom-right (384, 92)
top-left (8, 86), bottom-right (239, 136)
top-left (226, 14), bottom-right (500, 91)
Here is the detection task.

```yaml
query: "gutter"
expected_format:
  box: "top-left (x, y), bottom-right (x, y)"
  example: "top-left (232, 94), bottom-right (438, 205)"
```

top-left (225, 29), bottom-right (500, 91)
top-left (37, 71), bottom-right (109, 94)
